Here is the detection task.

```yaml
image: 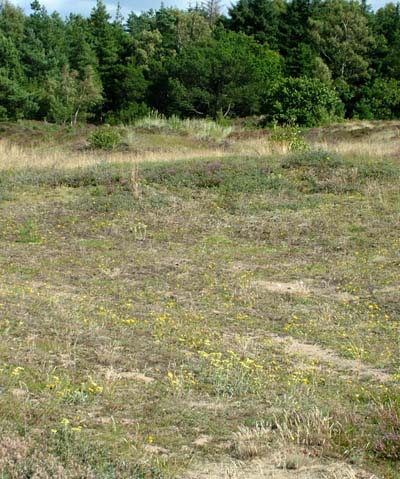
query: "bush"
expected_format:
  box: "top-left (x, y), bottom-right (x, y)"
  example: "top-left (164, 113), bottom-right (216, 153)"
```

top-left (88, 128), bottom-right (122, 149)
top-left (105, 103), bottom-right (151, 125)
top-left (353, 79), bottom-right (400, 120)
top-left (269, 123), bottom-right (309, 152)
top-left (262, 77), bottom-right (344, 127)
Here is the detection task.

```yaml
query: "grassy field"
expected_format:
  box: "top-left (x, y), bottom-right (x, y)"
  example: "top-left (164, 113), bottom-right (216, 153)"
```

top-left (0, 120), bottom-right (399, 478)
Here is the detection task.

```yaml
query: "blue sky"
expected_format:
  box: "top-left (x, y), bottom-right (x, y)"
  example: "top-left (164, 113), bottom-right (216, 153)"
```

top-left (10, 0), bottom-right (392, 18)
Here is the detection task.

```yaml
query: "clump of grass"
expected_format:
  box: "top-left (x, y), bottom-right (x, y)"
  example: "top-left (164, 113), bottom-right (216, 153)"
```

top-left (272, 407), bottom-right (343, 453)
top-left (371, 403), bottom-right (400, 460)
top-left (17, 220), bottom-right (42, 244)
top-left (231, 407), bottom-right (344, 461)
top-left (133, 112), bottom-right (233, 140)
top-left (231, 424), bottom-right (272, 459)
top-left (0, 427), bottom-right (167, 479)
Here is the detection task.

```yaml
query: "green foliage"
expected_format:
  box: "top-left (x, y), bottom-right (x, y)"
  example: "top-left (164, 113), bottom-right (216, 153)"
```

top-left (269, 123), bottom-right (309, 152)
top-left (106, 102), bottom-right (151, 125)
top-left (141, 157), bottom-right (293, 193)
top-left (156, 29), bottom-right (282, 118)
top-left (17, 220), bottom-right (41, 243)
top-left (44, 65), bottom-right (102, 124)
top-left (0, 72), bottom-right (34, 120)
top-left (1, 0), bottom-right (400, 124)
top-left (281, 150), bottom-right (344, 169)
top-left (262, 77), bottom-right (343, 127)
top-left (228, 0), bottom-right (286, 49)
top-left (354, 78), bottom-right (400, 119)
top-left (279, 0), bottom-right (317, 77)
top-left (309, 0), bottom-right (373, 84)
top-left (88, 127), bottom-right (122, 149)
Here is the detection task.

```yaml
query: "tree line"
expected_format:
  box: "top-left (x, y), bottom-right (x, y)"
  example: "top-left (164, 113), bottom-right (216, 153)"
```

top-left (1, 0), bottom-right (400, 126)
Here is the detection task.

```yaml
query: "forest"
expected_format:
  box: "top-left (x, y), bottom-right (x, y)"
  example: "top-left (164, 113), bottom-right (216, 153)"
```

top-left (1, 0), bottom-right (400, 126)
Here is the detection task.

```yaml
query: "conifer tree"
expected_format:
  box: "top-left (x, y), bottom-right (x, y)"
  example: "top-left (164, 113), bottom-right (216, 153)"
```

top-left (228, 0), bottom-right (286, 49)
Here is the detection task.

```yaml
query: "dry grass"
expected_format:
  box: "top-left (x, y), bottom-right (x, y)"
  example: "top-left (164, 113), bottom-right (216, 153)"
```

top-left (2, 119), bottom-right (399, 171)
top-left (312, 139), bottom-right (399, 159)
top-left (0, 140), bottom-right (229, 170)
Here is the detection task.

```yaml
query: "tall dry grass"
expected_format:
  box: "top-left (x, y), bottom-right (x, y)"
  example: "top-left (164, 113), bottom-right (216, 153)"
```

top-left (0, 140), bottom-right (230, 171)
top-left (312, 139), bottom-right (399, 160)
top-left (1, 120), bottom-right (399, 171)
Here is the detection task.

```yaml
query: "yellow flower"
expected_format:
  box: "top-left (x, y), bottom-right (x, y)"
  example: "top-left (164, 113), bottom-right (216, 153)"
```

top-left (11, 366), bottom-right (25, 377)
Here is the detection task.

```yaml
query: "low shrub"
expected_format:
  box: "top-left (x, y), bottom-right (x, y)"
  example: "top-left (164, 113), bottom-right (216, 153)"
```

top-left (88, 128), bottom-right (122, 150)
top-left (269, 124), bottom-right (309, 152)
top-left (281, 150), bottom-right (344, 169)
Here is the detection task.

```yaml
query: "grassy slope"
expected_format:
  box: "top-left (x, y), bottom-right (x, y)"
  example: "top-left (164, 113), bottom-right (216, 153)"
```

top-left (0, 121), bottom-right (399, 478)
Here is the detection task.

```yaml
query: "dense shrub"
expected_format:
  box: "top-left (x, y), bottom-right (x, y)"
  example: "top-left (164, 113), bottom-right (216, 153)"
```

top-left (262, 77), bottom-right (344, 127)
top-left (105, 103), bottom-right (151, 125)
top-left (353, 79), bottom-right (400, 120)
top-left (88, 128), bottom-right (122, 149)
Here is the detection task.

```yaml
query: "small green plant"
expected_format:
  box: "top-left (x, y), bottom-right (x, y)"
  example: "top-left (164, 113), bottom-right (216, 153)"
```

top-left (270, 123), bottom-right (309, 152)
top-left (88, 128), bottom-right (122, 149)
top-left (17, 220), bottom-right (42, 244)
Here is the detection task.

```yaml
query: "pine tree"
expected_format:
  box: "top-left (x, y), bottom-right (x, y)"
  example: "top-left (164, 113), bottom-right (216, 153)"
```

top-left (279, 0), bottom-right (317, 77)
top-left (0, 0), bottom-right (25, 47)
top-left (66, 14), bottom-right (98, 78)
top-left (89, 0), bottom-right (120, 116)
top-left (228, 0), bottom-right (286, 49)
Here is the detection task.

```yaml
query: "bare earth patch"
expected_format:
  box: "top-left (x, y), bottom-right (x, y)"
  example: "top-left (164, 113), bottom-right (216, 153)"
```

top-left (252, 279), bottom-right (355, 301)
top-left (103, 368), bottom-right (155, 384)
top-left (269, 334), bottom-right (393, 383)
top-left (184, 455), bottom-right (379, 479)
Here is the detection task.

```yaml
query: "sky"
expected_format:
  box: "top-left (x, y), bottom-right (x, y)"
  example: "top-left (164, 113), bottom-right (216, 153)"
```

top-left (9, 0), bottom-right (392, 19)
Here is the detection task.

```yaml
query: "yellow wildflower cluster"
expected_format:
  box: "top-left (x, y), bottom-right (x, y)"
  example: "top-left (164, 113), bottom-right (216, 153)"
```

top-left (51, 417), bottom-right (83, 435)
top-left (166, 369), bottom-right (196, 389)
top-left (287, 370), bottom-right (312, 386)
top-left (197, 349), bottom-right (266, 396)
top-left (46, 375), bottom-right (103, 400)
top-left (120, 318), bottom-right (137, 325)
top-left (198, 350), bottom-right (262, 372)
top-left (341, 342), bottom-right (367, 360)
